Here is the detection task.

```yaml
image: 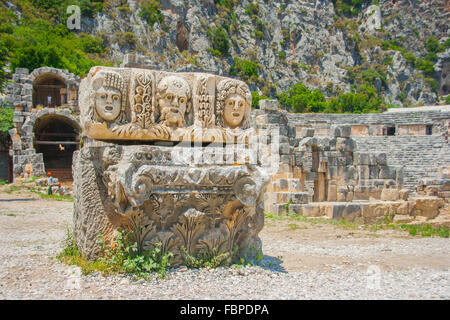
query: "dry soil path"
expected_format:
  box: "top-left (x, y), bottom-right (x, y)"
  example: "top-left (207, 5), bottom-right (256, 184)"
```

top-left (0, 187), bottom-right (449, 299)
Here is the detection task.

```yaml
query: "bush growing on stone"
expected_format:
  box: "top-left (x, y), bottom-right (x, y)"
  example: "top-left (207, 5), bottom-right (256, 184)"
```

top-left (415, 58), bottom-right (435, 76)
top-left (138, 0), bottom-right (164, 28)
top-left (230, 58), bottom-right (259, 82)
top-left (278, 83), bottom-right (327, 113)
top-left (207, 26), bottom-right (230, 57)
top-left (59, 229), bottom-right (173, 278)
top-left (0, 107), bottom-right (14, 133)
top-left (445, 95), bottom-right (450, 104)
top-left (251, 91), bottom-right (270, 109)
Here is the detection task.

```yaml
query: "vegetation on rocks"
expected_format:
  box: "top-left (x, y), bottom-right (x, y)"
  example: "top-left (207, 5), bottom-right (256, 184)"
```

top-left (0, 0), bottom-right (448, 111)
top-left (0, 0), bottom-right (109, 76)
top-left (138, 0), bottom-right (164, 28)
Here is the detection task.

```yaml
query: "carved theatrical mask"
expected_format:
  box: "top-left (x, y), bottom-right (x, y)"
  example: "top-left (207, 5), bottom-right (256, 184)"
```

top-left (95, 87), bottom-right (122, 121)
top-left (90, 71), bottom-right (126, 124)
top-left (223, 93), bottom-right (248, 128)
top-left (157, 76), bottom-right (191, 128)
top-left (216, 79), bottom-right (251, 129)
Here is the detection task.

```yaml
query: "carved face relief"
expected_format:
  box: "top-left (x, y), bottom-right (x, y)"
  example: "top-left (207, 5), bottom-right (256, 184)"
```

top-left (216, 79), bottom-right (251, 129)
top-left (157, 76), bottom-right (191, 127)
top-left (223, 93), bottom-right (247, 128)
top-left (95, 87), bottom-right (122, 121)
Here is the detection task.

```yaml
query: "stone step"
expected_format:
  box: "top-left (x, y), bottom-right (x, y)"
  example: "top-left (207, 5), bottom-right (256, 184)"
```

top-left (271, 178), bottom-right (303, 192)
top-left (273, 192), bottom-right (312, 204)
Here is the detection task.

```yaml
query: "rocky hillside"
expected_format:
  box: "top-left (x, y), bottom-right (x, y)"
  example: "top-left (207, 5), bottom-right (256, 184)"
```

top-left (1, 0), bottom-right (449, 108)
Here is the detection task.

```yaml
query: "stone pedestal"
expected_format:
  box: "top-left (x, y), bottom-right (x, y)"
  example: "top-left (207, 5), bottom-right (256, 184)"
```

top-left (73, 67), bottom-right (270, 265)
top-left (73, 144), bottom-right (268, 264)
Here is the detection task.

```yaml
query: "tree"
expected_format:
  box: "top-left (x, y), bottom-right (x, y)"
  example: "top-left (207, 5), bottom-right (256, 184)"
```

top-left (0, 41), bottom-right (8, 93)
top-left (209, 27), bottom-right (230, 57)
top-left (278, 83), bottom-right (327, 113)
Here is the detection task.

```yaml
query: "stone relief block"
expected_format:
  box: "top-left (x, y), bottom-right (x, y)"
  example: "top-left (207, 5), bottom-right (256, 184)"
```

top-left (73, 145), bottom-right (269, 264)
top-left (79, 67), bottom-right (253, 143)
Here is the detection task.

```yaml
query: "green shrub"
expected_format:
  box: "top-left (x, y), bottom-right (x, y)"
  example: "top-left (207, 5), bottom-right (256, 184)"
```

top-left (79, 33), bottom-right (105, 54)
top-left (415, 58), bottom-right (435, 76)
top-left (402, 51), bottom-right (416, 65)
top-left (326, 90), bottom-right (383, 113)
top-left (424, 77), bottom-right (438, 92)
top-left (383, 55), bottom-right (393, 66)
top-left (278, 83), bottom-right (327, 113)
top-left (230, 58), bottom-right (259, 82)
top-left (251, 91), bottom-right (270, 109)
top-left (445, 95), bottom-right (450, 104)
top-left (425, 35), bottom-right (440, 53)
top-left (138, 0), bottom-right (164, 27)
top-left (208, 26), bottom-right (230, 57)
top-left (3, 18), bottom-right (104, 77)
top-left (245, 2), bottom-right (260, 17)
top-left (0, 41), bottom-right (8, 93)
top-left (361, 68), bottom-right (387, 88)
top-left (0, 107), bottom-right (14, 133)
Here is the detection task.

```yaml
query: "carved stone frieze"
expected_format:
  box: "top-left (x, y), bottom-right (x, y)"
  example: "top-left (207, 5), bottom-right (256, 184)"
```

top-left (79, 67), bottom-right (253, 143)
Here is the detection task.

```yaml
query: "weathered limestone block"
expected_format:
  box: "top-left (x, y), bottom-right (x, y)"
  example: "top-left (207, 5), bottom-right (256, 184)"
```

top-left (410, 197), bottom-right (445, 219)
top-left (380, 188), bottom-right (400, 201)
top-left (361, 203), bottom-right (392, 223)
top-left (259, 99), bottom-right (278, 111)
top-left (73, 143), bottom-right (269, 264)
top-left (74, 68), bottom-right (271, 265)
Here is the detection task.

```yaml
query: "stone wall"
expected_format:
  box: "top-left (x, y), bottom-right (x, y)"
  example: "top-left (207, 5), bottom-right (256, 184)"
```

top-left (278, 106), bottom-right (450, 192)
top-left (4, 67), bottom-right (81, 180)
top-left (353, 136), bottom-right (450, 190)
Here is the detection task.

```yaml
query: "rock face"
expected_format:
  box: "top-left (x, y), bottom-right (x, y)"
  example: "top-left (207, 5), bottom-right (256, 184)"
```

top-left (73, 67), bottom-right (269, 264)
top-left (74, 0), bottom-right (449, 106)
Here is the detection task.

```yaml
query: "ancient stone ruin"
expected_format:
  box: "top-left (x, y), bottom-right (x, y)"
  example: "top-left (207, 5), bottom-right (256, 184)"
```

top-left (3, 63), bottom-right (450, 241)
top-left (73, 67), bottom-right (270, 263)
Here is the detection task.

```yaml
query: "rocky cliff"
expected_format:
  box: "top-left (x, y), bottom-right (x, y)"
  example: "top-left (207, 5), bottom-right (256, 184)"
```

top-left (4, 0), bottom-right (450, 107)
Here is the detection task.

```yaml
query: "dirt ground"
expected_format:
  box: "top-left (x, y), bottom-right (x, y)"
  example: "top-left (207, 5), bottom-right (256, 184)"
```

top-left (0, 185), bottom-right (449, 299)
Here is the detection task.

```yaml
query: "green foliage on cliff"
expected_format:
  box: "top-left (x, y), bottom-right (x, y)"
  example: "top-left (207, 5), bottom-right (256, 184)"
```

top-left (0, 42), bottom-right (8, 94)
top-left (138, 0), bottom-right (164, 28)
top-left (230, 58), bottom-right (260, 83)
top-left (278, 81), bottom-right (387, 114)
top-left (0, 0), bottom-right (108, 76)
top-left (279, 83), bottom-right (327, 113)
top-left (207, 26), bottom-right (230, 57)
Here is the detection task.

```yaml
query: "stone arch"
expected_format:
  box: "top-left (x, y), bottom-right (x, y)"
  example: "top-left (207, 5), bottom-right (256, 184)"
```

top-left (30, 67), bottom-right (80, 109)
top-left (26, 110), bottom-right (81, 182)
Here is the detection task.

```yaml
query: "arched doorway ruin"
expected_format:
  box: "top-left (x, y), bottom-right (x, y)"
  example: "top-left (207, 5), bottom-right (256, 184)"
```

top-left (32, 73), bottom-right (67, 108)
top-left (33, 114), bottom-right (80, 182)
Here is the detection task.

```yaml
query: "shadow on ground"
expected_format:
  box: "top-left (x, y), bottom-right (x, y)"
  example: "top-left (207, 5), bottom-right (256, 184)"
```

top-left (258, 255), bottom-right (286, 273)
